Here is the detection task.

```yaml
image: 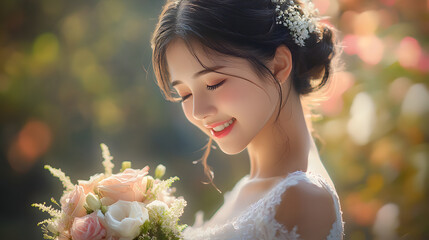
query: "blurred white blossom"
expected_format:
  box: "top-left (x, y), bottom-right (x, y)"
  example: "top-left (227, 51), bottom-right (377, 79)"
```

top-left (401, 83), bottom-right (429, 116)
top-left (347, 92), bottom-right (376, 145)
top-left (373, 203), bottom-right (400, 240)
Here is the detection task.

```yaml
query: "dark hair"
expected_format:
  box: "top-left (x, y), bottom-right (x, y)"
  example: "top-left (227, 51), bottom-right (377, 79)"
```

top-left (151, 0), bottom-right (340, 190)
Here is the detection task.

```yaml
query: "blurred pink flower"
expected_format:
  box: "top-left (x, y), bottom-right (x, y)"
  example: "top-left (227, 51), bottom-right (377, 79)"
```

top-left (71, 212), bottom-right (107, 240)
top-left (396, 36), bottom-right (422, 69)
top-left (60, 185), bottom-right (87, 218)
top-left (357, 35), bottom-right (384, 65)
top-left (313, 0), bottom-right (330, 15)
top-left (343, 34), bottom-right (359, 55)
top-left (97, 167), bottom-right (150, 205)
top-left (418, 53), bottom-right (429, 73)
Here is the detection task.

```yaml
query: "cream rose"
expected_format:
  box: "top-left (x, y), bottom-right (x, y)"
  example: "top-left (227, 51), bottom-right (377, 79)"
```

top-left (97, 200), bottom-right (149, 240)
top-left (70, 212), bottom-right (106, 240)
top-left (60, 185), bottom-right (87, 218)
top-left (97, 167), bottom-right (149, 205)
top-left (78, 173), bottom-right (105, 194)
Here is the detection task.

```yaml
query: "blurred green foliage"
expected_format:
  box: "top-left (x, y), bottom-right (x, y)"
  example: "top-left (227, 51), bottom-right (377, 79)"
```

top-left (0, 0), bottom-right (427, 239)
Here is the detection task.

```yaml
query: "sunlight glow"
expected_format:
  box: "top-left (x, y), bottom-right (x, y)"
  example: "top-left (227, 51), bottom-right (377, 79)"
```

top-left (320, 71), bottom-right (355, 116)
top-left (7, 120), bottom-right (52, 173)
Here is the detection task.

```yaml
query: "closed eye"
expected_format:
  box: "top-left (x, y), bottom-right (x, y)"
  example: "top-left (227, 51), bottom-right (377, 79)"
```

top-left (179, 79), bottom-right (227, 103)
top-left (179, 94), bottom-right (191, 103)
top-left (206, 79), bottom-right (226, 90)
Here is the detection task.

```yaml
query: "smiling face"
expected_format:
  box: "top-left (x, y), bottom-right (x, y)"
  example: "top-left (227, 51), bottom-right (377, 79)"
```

top-left (166, 38), bottom-right (280, 154)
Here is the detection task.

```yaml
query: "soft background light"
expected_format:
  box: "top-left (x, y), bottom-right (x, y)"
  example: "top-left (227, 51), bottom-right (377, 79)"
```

top-left (0, 0), bottom-right (427, 239)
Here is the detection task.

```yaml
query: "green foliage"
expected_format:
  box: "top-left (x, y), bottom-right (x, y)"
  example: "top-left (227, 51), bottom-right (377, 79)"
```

top-left (134, 220), bottom-right (184, 240)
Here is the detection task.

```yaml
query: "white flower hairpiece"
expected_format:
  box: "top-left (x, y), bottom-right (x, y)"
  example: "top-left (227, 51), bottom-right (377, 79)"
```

top-left (272, 0), bottom-right (321, 47)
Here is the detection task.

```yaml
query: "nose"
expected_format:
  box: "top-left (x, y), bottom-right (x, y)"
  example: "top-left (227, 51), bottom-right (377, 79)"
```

top-left (192, 93), bottom-right (217, 121)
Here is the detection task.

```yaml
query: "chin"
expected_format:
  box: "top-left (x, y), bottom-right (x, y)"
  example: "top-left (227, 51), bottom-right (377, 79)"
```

top-left (216, 141), bottom-right (248, 155)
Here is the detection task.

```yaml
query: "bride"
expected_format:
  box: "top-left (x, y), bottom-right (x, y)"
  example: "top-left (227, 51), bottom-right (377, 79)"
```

top-left (150, 0), bottom-right (345, 239)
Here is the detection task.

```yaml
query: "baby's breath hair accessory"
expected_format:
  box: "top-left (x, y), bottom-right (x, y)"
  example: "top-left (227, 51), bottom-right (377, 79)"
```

top-left (272, 0), bottom-right (321, 47)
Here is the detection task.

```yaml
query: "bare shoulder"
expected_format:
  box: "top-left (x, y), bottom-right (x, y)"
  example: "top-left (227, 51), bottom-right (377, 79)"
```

top-left (274, 179), bottom-right (337, 240)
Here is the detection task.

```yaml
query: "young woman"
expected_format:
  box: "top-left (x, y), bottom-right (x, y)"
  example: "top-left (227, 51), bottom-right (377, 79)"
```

top-left (151, 0), bottom-right (345, 239)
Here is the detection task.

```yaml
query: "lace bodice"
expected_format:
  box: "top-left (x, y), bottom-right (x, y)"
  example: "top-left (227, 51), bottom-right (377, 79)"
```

top-left (183, 170), bottom-right (345, 240)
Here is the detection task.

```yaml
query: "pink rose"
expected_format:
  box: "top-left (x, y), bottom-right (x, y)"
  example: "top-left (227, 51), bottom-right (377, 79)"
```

top-left (78, 173), bottom-right (105, 194)
top-left (71, 212), bottom-right (106, 240)
top-left (60, 185), bottom-right (87, 218)
top-left (97, 167), bottom-right (150, 205)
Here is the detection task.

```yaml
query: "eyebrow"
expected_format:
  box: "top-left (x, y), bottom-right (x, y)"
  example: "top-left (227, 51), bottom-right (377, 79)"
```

top-left (171, 65), bottom-right (226, 87)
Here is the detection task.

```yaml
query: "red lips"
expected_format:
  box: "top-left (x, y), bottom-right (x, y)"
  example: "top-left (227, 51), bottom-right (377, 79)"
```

top-left (209, 118), bottom-right (236, 138)
top-left (204, 118), bottom-right (234, 129)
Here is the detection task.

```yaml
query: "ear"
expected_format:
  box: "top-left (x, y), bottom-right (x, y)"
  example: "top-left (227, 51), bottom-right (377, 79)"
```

top-left (271, 44), bottom-right (292, 85)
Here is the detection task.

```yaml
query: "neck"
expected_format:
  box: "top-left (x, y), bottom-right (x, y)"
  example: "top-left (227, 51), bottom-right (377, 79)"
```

top-left (246, 89), bottom-right (310, 179)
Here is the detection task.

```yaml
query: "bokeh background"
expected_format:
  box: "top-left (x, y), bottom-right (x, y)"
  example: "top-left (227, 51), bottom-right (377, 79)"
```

top-left (1, 0), bottom-right (428, 239)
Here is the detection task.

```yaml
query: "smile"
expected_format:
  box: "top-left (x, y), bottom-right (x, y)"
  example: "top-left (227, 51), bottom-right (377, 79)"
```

top-left (210, 118), bottom-right (236, 138)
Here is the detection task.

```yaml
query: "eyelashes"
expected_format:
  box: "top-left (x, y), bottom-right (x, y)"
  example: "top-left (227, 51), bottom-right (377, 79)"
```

top-left (206, 79), bottom-right (226, 90)
top-left (179, 95), bottom-right (190, 103)
top-left (179, 80), bottom-right (226, 103)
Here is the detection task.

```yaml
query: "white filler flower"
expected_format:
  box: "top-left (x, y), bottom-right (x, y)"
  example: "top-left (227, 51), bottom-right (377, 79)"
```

top-left (147, 200), bottom-right (169, 221)
top-left (98, 200), bottom-right (149, 240)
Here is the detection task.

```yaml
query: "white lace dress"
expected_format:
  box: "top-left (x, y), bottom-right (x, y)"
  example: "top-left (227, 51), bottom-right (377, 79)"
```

top-left (183, 170), bottom-right (345, 240)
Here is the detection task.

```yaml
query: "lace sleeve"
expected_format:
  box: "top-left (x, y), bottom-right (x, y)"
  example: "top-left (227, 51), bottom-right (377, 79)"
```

top-left (231, 172), bottom-right (306, 240)
top-left (233, 170), bottom-right (344, 240)
top-left (183, 171), bottom-right (345, 240)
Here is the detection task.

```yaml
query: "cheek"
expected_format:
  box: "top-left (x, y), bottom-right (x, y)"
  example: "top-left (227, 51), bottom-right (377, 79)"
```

top-left (218, 81), bottom-right (274, 115)
top-left (217, 82), bottom-right (258, 113)
top-left (217, 84), bottom-right (242, 103)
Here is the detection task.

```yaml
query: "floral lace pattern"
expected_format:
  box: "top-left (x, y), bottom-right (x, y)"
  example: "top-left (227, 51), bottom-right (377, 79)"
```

top-left (183, 170), bottom-right (345, 240)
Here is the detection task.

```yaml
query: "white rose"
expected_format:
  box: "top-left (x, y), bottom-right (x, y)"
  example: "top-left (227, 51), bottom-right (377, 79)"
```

top-left (98, 200), bottom-right (149, 240)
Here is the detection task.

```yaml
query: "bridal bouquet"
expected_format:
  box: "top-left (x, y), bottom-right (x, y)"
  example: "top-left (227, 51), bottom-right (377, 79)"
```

top-left (33, 144), bottom-right (187, 240)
